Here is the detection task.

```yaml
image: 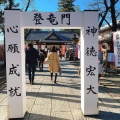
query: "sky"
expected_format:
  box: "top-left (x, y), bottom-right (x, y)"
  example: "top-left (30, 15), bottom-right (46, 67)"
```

top-left (21, 0), bottom-right (89, 12)
top-left (0, 0), bottom-right (89, 42)
top-left (35, 0), bottom-right (88, 12)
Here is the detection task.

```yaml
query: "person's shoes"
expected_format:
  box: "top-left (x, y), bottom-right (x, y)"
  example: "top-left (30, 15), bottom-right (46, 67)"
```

top-left (31, 82), bottom-right (34, 85)
top-left (54, 81), bottom-right (56, 83)
top-left (31, 80), bottom-right (34, 85)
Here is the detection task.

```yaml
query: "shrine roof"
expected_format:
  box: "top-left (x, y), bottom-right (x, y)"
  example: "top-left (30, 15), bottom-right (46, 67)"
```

top-left (26, 30), bottom-right (79, 43)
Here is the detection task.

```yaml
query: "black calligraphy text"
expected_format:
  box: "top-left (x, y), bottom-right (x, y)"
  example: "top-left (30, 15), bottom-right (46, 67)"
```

top-left (9, 64), bottom-right (20, 76)
top-left (86, 26), bottom-right (97, 37)
top-left (7, 44), bottom-right (20, 53)
top-left (9, 87), bottom-right (21, 97)
top-left (7, 26), bottom-right (18, 33)
top-left (87, 85), bottom-right (97, 94)
top-left (86, 65), bottom-right (96, 76)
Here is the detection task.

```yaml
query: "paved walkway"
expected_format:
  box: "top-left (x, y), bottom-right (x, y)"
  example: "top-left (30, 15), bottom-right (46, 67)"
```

top-left (0, 60), bottom-right (120, 120)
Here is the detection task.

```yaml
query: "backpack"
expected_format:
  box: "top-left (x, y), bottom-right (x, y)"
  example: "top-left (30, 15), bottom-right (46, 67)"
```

top-left (39, 52), bottom-right (45, 62)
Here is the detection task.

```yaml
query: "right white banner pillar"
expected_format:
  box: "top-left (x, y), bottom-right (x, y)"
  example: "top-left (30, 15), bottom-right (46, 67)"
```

top-left (81, 10), bottom-right (99, 115)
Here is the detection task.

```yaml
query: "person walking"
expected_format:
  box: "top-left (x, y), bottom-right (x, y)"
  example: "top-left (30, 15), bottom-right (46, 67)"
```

top-left (26, 43), bottom-right (40, 84)
top-left (44, 46), bottom-right (60, 83)
top-left (98, 43), bottom-right (103, 78)
top-left (65, 49), bottom-right (69, 60)
top-left (98, 43), bottom-right (103, 64)
top-left (39, 49), bottom-right (45, 71)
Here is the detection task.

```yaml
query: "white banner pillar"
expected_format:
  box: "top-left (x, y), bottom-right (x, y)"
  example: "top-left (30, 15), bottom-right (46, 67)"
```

top-left (81, 10), bottom-right (98, 115)
top-left (5, 10), bottom-right (26, 119)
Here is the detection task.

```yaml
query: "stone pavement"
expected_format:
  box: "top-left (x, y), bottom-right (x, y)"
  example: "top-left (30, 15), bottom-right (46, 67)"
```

top-left (0, 59), bottom-right (120, 120)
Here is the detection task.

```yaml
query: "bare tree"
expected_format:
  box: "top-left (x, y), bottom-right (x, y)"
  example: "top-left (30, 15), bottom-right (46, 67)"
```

top-left (21, 0), bottom-right (35, 11)
top-left (0, 0), bottom-right (34, 67)
top-left (0, 0), bottom-right (19, 66)
top-left (88, 0), bottom-right (120, 31)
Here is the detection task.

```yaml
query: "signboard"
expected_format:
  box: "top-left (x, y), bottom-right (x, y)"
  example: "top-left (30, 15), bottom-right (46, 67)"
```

top-left (107, 53), bottom-right (114, 62)
top-left (113, 31), bottom-right (120, 67)
top-left (106, 50), bottom-right (116, 73)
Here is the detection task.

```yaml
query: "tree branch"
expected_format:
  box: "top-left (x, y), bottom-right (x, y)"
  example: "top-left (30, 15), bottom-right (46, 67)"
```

top-left (8, 0), bottom-right (14, 9)
top-left (25, 0), bottom-right (31, 11)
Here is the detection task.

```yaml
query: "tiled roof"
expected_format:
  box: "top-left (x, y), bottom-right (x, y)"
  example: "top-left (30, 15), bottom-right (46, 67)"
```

top-left (99, 20), bottom-right (120, 32)
top-left (26, 30), bottom-right (79, 43)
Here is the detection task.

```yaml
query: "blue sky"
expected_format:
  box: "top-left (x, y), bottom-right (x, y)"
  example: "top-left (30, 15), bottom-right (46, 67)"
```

top-left (33, 0), bottom-right (88, 12)
top-left (19, 0), bottom-right (89, 12)
top-left (0, 0), bottom-right (89, 41)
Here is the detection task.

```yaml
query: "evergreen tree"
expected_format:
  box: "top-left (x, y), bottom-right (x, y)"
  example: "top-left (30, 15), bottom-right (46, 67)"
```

top-left (58, 0), bottom-right (75, 12)
top-left (75, 5), bottom-right (81, 12)
top-left (57, 0), bottom-right (80, 36)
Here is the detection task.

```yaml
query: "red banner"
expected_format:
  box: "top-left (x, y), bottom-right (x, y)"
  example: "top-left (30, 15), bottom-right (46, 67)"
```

top-left (62, 45), bottom-right (66, 55)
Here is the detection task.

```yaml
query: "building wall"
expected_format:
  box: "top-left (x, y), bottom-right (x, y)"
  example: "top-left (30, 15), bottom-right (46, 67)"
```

top-left (99, 29), bottom-right (112, 41)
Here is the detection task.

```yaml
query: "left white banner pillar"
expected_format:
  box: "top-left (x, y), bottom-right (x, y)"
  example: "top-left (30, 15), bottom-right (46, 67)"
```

top-left (5, 10), bottom-right (26, 119)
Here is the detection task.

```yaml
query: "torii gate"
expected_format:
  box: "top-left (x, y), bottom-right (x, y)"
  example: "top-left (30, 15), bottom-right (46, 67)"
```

top-left (5, 10), bottom-right (98, 119)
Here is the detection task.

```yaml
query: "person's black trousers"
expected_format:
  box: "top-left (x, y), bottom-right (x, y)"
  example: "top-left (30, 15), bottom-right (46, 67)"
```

top-left (28, 65), bottom-right (36, 84)
top-left (39, 61), bottom-right (43, 70)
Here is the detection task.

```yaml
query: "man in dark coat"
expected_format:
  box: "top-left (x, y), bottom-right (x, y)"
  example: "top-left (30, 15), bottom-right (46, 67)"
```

top-left (26, 43), bottom-right (40, 84)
